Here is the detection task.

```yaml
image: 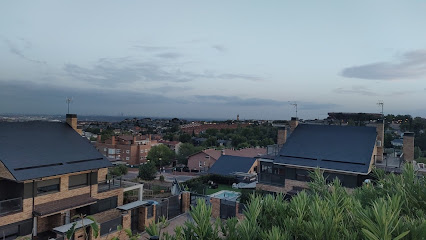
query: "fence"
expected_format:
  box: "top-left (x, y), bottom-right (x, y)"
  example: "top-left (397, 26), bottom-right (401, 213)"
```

top-left (190, 193), bottom-right (211, 207)
top-left (98, 176), bottom-right (122, 193)
top-left (220, 199), bottom-right (236, 219)
top-left (155, 195), bottom-right (183, 222)
top-left (100, 216), bottom-right (122, 236)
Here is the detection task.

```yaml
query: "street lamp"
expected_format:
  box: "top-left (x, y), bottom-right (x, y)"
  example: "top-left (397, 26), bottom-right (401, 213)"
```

top-left (159, 157), bottom-right (162, 173)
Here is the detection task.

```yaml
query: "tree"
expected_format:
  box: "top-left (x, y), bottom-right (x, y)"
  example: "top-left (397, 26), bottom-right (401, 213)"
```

top-left (147, 144), bottom-right (175, 167)
top-left (177, 143), bottom-right (203, 165)
top-left (109, 164), bottom-right (128, 176)
top-left (414, 146), bottom-right (422, 159)
top-left (179, 133), bottom-right (192, 143)
top-left (138, 162), bottom-right (157, 181)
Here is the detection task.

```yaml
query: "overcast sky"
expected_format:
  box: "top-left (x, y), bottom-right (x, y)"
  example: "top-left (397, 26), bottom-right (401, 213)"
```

top-left (1, 1), bottom-right (426, 120)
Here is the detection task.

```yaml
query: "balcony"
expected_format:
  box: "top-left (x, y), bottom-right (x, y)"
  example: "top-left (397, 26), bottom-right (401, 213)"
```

top-left (0, 197), bottom-right (23, 216)
top-left (98, 176), bottom-right (122, 193)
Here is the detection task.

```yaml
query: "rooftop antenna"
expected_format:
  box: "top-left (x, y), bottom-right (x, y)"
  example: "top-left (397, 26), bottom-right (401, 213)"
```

top-left (377, 100), bottom-right (384, 118)
top-left (289, 102), bottom-right (298, 118)
top-left (66, 97), bottom-right (73, 114)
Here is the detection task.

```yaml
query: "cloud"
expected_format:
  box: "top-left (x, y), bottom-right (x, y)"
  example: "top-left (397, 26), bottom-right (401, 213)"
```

top-left (63, 57), bottom-right (264, 85)
top-left (63, 58), bottom-right (194, 85)
top-left (212, 44), bottom-right (227, 52)
top-left (155, 52), bottom-right (182, 59)
top-left (333, 86), bottom-right (377, 96)
top-left (2, 38), bottom-right (46, 64)
top-left (341, 49), bottom-right (426, 80)
top-left (131, 45), bottom-right (174, 52)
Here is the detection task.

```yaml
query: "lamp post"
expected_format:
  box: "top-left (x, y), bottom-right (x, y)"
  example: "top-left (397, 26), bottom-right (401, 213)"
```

top-left (159, 157), bottom-right (162, 173)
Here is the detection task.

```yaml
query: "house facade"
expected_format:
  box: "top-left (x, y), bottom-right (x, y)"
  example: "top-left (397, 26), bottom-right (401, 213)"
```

top-left (256, 118), bottom-right (385, 194)
top-left (0, 115), bottom-right (128, 240)
top-left (187, 148), bottom-right (267, 172)
top-left (94, 134), bottom-right (159, 166)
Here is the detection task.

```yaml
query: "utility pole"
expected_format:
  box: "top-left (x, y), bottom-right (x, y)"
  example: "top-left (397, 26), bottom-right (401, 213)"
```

top-left (66, 97), bottom-right (73, 114)
top-left (289, 102), bottom-right (298, 118)
top-left (377, 100), bottom-right (384, 119)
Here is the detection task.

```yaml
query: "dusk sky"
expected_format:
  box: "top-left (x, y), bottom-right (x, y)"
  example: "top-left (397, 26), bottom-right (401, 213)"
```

top-left (1, 1), bottom-right (426, 120)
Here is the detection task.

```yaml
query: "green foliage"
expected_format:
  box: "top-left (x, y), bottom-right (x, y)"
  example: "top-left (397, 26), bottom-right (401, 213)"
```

top-left (159, 175), bottom-right (165, 182)
top-left (65, 214), bottom-right (99, 240)
top-left (176, 143), bottom-right (203, 164)
top-left (109, 164), bottom-right (128, 176)
top-left (138, 162), bottom-right (157, 180)
top-left (414, 146), bottom-right (422, 159)
top-left (147, 144), bottom-right (176, 166)
top-left (179, 133), bottom-right (192, 143)
top-left (152, 164), bottom-right (425, 240)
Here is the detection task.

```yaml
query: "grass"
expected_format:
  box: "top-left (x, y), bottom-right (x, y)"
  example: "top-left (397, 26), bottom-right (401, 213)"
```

top-left (205, 184), bottom-right (242, 195)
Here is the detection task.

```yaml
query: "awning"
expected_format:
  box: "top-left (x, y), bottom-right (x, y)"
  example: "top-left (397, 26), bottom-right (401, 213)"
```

top-left (116, 200), bottom-right (150, 211)
top-left (34, 194), bottom-right (97, 216)
top-left (53, 219), bottom-right (94, 234)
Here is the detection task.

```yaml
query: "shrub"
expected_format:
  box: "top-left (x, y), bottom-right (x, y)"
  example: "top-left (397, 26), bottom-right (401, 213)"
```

top-left (138, 162), bottom-right (157, 181)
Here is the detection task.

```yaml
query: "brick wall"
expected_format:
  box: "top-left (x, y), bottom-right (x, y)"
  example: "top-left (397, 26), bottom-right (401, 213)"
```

top-left (181, 192), bottom-right (191, 212)
top-left (187, 152), bottom-right (216, 171)
top-left (210, 198), bottom-right (220, 219)
top-left (139, 205), bottom-right (156, 231)
top-left (403, 133), bottom-right (415, 162)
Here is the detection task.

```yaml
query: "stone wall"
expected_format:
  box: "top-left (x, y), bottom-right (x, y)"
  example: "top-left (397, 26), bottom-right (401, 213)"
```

top-left (181, 192), bottom-right (191, 212)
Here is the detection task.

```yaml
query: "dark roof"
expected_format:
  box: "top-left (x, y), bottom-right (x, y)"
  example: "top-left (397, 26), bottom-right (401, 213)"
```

top-left (208, 155), bottom-right (256, 176)
top-left (273, 124), bottom-right (377, 174)
top-left (0, 121), bottom-right (112, 181)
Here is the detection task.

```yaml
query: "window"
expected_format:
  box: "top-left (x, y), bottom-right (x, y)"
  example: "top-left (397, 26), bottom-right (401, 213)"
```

top-left (140, 150), bottom-right (143, 153)
top-left (37, 178), bottom-right (60, 195)
top-left (147, 205), bottom-right (154, 218)
top-left (69, 173), bottom-right (89, 189)
top-left (108, 148), bottom-right (116, 154)
top-left (116, 149), bottom-right (121, 154)
top-left (199, 161), bottom-right (202, 167)
top-left (103, 148), bottom-right (107, 152)
top-left (261, 163), bottom-right (272, 173)
top-left (126, 150), bottom-right (130, 154)
top-left (126, 157), bottom-right (129, 160)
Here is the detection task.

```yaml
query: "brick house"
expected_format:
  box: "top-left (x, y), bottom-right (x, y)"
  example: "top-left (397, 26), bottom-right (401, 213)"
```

top-left (208, 155), bottom-right (259, 177)
top-left (256, 118), bottom-right (385, 194)
top-left (94, 134), bottom-right (159, 166)
top-left (0, 115), bottom-right (138, 240)
top-left (187, 148), bottom-right (266, 172)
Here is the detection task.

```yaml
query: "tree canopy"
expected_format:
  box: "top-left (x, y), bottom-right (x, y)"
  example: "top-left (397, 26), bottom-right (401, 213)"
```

top-left (147, 144), bottom-right (176, 166)
top-left (138, 162), bottom-right (157, 181)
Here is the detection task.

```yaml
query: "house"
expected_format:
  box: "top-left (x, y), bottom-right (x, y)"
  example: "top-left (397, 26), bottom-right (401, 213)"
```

top-left (207, 155), bottom-right (259, 182)
top-left (94, 134), bottom-right (159, 166)
top-left (187, 148), bottom-right (267, 172)
top-left (158, 140), bottom-right (182, 154)
top-left (257, 118), bottom-right (386, 194)
top-left (0, 114), bottom-right (138, 240)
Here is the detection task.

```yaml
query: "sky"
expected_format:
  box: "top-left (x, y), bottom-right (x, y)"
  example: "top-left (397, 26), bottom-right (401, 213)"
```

top-left (0, 1), bottom-right (426, 120)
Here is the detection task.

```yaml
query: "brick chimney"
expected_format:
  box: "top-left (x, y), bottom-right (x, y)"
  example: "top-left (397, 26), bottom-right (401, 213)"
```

top-left (148, 134), bottom-right (152, 141)
top-left (289, 117), bottom-right (299, 132)
top-left (111, 136), bottom-right (116, 145)
top-left (97, 135), bottom-right (101, 143)
top-left (403, 132), bottom-right (415, 162)
top-left (133, 136), bottom-right (137, 145)
top-left (277, 127), bottom-right (287, 146)
top-left (66, 114), bottom-right (78, 131)
top-left (376, 119), bottom-right (384, 162)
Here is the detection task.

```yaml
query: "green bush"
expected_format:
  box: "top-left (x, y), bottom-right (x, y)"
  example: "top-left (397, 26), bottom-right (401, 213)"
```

top-left (138, 162), bottom-right (157, 181)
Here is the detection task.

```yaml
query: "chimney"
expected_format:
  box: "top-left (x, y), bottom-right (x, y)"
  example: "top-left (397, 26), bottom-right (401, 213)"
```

top-left (111, 136), bottom-right (116, 145)
top-left (66, 114), bottom-right (78, 131)
top-left (148, 134), bottom-right (152, 141)
top-left (277, 127), bottom-right (287, 146)
top-left (133, 136), bottom-right (137, 145)
top-left (289, 117), bottom-right (299, 132)
top-left (376, 119), bottom-right (385, 162)
top-left (97, 135), bottom-right (102, 143)
top-left (403, 132), bottom-right (415, 162)
top-left (221, 149), bottom-right (225, 155)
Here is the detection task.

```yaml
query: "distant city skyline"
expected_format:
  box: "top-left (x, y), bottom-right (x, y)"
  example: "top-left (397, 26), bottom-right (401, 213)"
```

top-left (1, 1), bottom-right (426, 119)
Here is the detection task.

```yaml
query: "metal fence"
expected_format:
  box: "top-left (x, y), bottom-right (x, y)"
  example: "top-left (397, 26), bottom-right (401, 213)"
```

top-left (220, 199), bottom-right (236, 219)
top-left (155, 195), bottom-right (183, 222)
top-left (190, 193), bottom-right (210, 207)
top-left (100, 216), bottom-right (122, 236)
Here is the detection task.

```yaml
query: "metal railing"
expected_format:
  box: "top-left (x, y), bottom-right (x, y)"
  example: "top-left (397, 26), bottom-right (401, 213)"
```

top-left (0, 197), bottom-right (23, 216)
top-left (98, 176), bottom-right (122, 193)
